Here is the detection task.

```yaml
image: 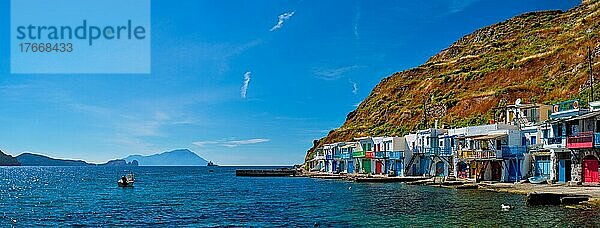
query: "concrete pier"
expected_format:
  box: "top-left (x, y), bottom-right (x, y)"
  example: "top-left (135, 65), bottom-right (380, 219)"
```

top-left (236, 169), bottom-right (297, 177)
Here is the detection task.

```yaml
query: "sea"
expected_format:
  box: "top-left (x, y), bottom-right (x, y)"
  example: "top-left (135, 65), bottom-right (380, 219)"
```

top-left (1, 166), bottom-right (600, 226)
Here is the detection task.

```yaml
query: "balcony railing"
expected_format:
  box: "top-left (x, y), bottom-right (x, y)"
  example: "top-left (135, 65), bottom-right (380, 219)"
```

top-left (325, 154), bottom-right (333, 160)
top-left (340, 153), bottom-right (352, 159)
top-left (365, 151), bottom-right (375, 158)
top-left (352, 150), bottom-right (366, 158)
top-left (412, 147), bottom-right (423, 154)
top-left (567, 131), bottom-right (594, 149)
top-left (544, 137), bottom-right (563, 145)
top-left (374, 151), bottom-right (385, 159)
top-left (458, 150), bottom-right (499, 159)
top-left (333, 153), bottom-right (341, 159)
top-left (424, 147), bottom-right (452, 156)
top-left (501, 146), bottom-right (526, 157)
top-left (386, 151), bottom-right (404, 160)
top-left (314, 155), bottom-right (325, 160)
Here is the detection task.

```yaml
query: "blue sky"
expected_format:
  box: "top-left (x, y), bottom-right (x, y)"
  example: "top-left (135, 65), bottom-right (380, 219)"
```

top-left (0, 0), bottom-right (580, 165)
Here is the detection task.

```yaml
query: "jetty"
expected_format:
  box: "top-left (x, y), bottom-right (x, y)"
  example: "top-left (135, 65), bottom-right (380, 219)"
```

top-left (236, 168), bottom-right (298, 177)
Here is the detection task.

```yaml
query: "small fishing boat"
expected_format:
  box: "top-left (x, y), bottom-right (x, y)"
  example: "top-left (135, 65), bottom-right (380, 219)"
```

top-left (207, 161), bottom-right (218, 167)
top-left (117, 173), bottom-right (135, 187)
top-left (528, 176), bottom-right (548, 184)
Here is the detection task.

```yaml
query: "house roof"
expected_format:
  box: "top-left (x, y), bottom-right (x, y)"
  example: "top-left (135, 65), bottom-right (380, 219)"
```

top-left (471, 133), bottom-right (507, 140)
top-left (568, 110), bottom-right (600, 121)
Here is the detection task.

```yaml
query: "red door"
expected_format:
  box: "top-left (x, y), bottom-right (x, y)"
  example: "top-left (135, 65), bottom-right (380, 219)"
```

top-left (583, 157), bottom-right (599, 183)
top-left (375, 161), bottom-right (382, 174)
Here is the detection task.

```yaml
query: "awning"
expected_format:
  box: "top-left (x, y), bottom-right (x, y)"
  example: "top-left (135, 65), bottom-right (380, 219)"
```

top-left (471, 133), bottom-right (507, 140)
top-left (569, 110), bottom-right (600, 121)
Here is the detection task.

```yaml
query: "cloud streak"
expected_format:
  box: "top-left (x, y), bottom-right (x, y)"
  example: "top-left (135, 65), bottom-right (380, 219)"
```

top-left (350, 80), bottom-right (358, 95)
top-left (270, 11), bottom-right (295, 32)
top-left (241, 71), bottom-right (251, 98)
top-left (193, 138), bottom-right (270, 148)
top-left (313, 65), bottom-right (364, 81)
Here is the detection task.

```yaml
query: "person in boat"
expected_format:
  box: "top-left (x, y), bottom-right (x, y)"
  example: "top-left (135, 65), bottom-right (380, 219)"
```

top-left (121, 176), bottom-right (128, 185)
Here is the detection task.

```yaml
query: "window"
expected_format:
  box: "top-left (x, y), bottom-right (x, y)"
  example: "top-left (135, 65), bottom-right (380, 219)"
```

top-left (542, 129), bottom-right (549, 139)
top-left (531, 136), bottom-right (537, 145)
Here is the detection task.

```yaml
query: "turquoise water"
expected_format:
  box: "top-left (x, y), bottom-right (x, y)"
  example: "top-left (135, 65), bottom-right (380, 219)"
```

top-left (1, 166), bottom-right (599, 226)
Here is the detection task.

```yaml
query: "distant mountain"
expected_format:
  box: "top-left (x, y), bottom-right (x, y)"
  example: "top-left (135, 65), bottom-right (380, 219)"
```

top-left (124, 149), bottom-right (208, 166)
top-left (99, 159), bottom-right (139, 166)
top-left (16, 153), bottom-right (91, 166)
top-left (0, 150), bottom-right (20, 166)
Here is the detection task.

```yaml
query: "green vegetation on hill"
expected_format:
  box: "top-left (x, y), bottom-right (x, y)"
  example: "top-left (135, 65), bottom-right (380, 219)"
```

top-left (306, 0), bottom-right (600, 161)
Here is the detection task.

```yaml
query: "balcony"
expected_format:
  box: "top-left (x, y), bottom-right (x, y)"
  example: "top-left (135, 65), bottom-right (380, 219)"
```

top-left (352, 150), bottom-right (365, 158)
top-left (424, 147), bottom-right (453, 156)
top-left (374, 151), bottom-right (385, 159)
top-left (333, 153), bottom-right (341, 159)
top-left (314, 154), bottom-right (325, 160)
top-left (340, 153), bottom-right (352, 159)
top-left (458, 150), bottom-right (499, 159)
top-left (567, 131), bottom-right (594, 149)
top-left (365, 151), bottom-right (375, 158)
top-left (325, 154), bottom-right (333, 160)
top-left (501, 146), bottom-right (526, 157)
top-left (412, 147), bottom-right (423, 154)
top-left (387, 151), bottom-right (404, 159)
top-left (544, 137), bottom-right (563, 146)
top-left (595, 133), bottom-right (600, 147)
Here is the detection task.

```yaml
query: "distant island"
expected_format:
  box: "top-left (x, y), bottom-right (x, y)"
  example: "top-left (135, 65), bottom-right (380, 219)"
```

top-left (124, 149), bottom-right (209, 166)
top-left (0, 148), bottom-right (210, 166)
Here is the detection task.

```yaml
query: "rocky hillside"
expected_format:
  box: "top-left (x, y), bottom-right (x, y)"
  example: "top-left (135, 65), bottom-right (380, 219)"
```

top-left (0, 150), bottom-right (20, 166)
top-left (306, 0), bottom-right (600, 161)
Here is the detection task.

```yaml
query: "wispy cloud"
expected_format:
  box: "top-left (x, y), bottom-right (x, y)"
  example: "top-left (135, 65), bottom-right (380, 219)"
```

top-left (354, 0), bottom-right (361, 40)
top-left (270, 11), bottom-right (295, 32)
top-left (223, 138), bottom-right (270, 147)
top-left (241, 71), bottom-right (251, 98)
top-left (192, 141), bottom-right (220, 147)
top-left (313, 65), bottom-right (364, 81)
top-left (350, 80), bottom-right (358, 95)
top-left (193, 138), bottom-right (270, 148)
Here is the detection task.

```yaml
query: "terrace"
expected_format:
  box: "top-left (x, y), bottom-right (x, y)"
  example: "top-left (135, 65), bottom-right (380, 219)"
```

top-left (501, 146), bottom-right (526, 157)
top-left (458, 149), bottom-right (499, 159)
top-left (567, 131), bottom-right (594, 149)
top-left (386, 151), bottom-right (404, 159)
top-left (352, 150), bottom-right (366, 158)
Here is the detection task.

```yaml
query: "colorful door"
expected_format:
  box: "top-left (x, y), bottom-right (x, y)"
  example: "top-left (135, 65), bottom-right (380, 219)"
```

top-left (375, 161), bottom-right (382, 174)
top-left (558, 160), bottom-right (570, 183)
top-left (507, 159), bottom-right (521, 182)
top-left (583, 157), bottom-right (599, 183)
top-left (534, 159), bottom-right (551, 177)
top-left (420, 157), bottom-right (430, 175)
top-left (362, 159), bottom-right (371, 174)
top-left (348, 161), bottom-right (354, 173)
top-left (435, 161), bottom-right (445, 176)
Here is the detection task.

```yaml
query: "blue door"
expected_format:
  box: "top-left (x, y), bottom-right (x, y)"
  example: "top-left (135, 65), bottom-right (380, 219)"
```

top-left (348, 161), bottom-right (354, 173)
top-left (507, 159), bottom-right (521, 181)
top-left (420, 157), bottom-right (430, 175)
top-left (535, 159), bottom-right (550, 177)
top-left (558, 160), bottom-right (567, 183)
top-left (332, 161), bottom-right (337, 172)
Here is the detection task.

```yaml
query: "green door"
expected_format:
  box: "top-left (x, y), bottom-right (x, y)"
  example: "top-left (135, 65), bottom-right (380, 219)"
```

top-left (362, 159), bottom-right (371, 173)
